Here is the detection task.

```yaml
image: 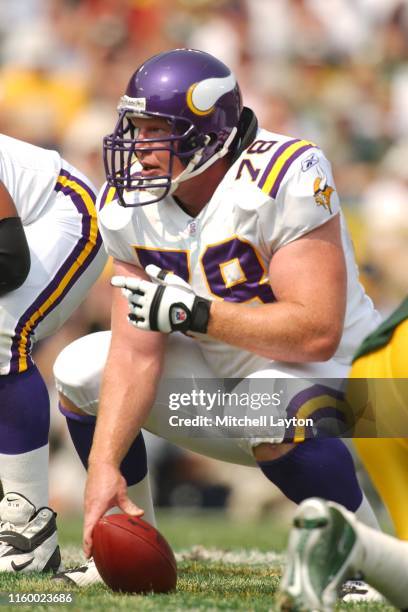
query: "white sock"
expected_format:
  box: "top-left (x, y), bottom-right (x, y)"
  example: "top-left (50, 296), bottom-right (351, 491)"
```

top-left (128, 474), bottom-right (156, 526)
top-left (357, 521), bottom-right (408, 609)
top-left (355, 493), bottom-right (380, 530)
top-left (0, 444), bottom-right (49, 510)
top-left (107, 473), bottom-right (156, 526)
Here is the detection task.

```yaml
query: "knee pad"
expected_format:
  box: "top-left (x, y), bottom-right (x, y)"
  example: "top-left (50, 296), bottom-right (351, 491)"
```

top-left (53, 331), bottom-right (111, 416)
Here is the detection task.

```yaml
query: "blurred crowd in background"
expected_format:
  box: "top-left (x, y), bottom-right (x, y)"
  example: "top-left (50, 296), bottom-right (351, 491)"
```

top-left (1, 0), bottom-right (406, 522)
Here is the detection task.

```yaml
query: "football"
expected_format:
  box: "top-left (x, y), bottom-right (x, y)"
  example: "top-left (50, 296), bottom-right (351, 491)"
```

top-left (92, 514), bottom-right (177, 593)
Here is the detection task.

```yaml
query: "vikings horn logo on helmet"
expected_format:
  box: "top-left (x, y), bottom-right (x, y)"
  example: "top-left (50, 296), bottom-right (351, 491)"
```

top-left (186, 74), bottom-right (237, 116)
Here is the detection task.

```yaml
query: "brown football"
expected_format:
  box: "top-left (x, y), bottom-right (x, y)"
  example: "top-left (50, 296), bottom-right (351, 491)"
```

top-left (92, 514), bottom-right (177, 593)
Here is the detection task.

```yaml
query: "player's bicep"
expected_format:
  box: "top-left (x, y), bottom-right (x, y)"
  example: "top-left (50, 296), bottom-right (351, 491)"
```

top-left (109, 259), bottom-right (166, 360)
top-left (269, 215), bottom-right (347, 326)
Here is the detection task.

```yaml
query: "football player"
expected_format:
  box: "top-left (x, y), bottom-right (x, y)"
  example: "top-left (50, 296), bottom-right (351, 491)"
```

top-left (0, 134), bottom-right (106, 573)
top-left (279, 497), bottom-right (408, 611)
top-left (351, 298), bottom-right (408, 539)
top-left (54, 49), bottom-right (381, 597)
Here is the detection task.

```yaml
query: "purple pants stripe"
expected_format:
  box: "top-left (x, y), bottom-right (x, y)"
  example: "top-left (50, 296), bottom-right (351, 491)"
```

top-left (9, 169), bottom-right (102, 374)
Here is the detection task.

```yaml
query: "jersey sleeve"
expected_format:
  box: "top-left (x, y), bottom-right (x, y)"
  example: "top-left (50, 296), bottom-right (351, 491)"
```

top-left (259, 146), bottom-right (341, 251)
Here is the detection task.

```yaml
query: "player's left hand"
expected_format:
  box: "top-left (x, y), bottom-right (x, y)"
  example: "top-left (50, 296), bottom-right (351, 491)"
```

top-left (111, 264), bottom-right (211, 334)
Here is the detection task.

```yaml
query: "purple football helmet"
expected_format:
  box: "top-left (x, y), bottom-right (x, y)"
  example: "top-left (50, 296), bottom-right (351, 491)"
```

top-left (103, 48), bottom-right (242, 206)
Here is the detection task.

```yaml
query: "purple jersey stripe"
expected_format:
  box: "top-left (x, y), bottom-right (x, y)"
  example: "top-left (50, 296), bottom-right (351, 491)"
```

top-left (257, 139), bottom-right (300, 190)
top-left (57, 168), bottom-right (96, 205)
top-left (9, 170), bottom-right (102, 373)
top-left (10, 215), bottom-right (92, 372)
top-left (269, 143), bottom-right (315, 198)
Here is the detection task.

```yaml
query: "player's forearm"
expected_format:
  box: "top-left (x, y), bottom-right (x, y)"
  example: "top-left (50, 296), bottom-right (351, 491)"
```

top-left (207, 300), bottom-right (342, 362)
top-left (88, 350), bottom-right (161, 467)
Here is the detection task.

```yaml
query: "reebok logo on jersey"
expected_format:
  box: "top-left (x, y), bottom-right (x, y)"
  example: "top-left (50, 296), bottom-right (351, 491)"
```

top-left (301, 152), bottom-right (319, 172)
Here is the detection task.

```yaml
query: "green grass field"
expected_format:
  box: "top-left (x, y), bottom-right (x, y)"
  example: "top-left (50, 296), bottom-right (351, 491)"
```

top-left (0, 511), bottom-right (394, 611)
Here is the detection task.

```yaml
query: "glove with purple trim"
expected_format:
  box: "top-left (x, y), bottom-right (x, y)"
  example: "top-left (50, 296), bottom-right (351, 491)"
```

top-left (111, 264), bottom-right (211, 334)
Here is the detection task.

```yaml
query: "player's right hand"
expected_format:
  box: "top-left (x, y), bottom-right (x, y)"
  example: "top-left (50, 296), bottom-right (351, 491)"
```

top-left (112, 264), bottom-right (211, 334)
top-left (83, 462), bottom-right (144, 558)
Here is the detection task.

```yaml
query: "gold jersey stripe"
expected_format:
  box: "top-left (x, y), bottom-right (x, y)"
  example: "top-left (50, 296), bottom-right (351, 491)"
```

top-left (293, 394), bottom-right (353, 443)
top-left (17, 175), bottom-right (98, 372)
top-left (261, 139), bottom-right (314, 197)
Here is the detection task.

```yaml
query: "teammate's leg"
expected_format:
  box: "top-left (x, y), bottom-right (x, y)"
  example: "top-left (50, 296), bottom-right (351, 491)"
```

top-left (0, 366), bottom-right (49, 508)
top-left (0, 366), bottom-right (62, 573)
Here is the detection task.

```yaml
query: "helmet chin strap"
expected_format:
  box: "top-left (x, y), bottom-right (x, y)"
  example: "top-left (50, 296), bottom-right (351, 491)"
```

top-left (169, 127), bottom-right (238, 194)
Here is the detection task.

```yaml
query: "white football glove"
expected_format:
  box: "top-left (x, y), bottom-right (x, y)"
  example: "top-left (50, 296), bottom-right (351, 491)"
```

top-left (111, 264), bottom-right (211, 334)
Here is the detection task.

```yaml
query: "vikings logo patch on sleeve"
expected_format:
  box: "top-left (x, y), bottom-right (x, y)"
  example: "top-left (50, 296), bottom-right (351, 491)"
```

top-left (313, 174), bottom-right (334, 215)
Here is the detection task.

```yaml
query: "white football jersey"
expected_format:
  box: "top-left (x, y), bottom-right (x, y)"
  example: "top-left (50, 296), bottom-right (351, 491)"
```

top-left (97, 128), bottom-right (380, 377)
top-left (0, 133), bottom-right (62, 224)
top-left (0, 134), bottom-right (106, 375)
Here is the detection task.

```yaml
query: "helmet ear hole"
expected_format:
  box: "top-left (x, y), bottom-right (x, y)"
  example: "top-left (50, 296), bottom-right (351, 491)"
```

top-left (179, 132), bottom-right (206, 157)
